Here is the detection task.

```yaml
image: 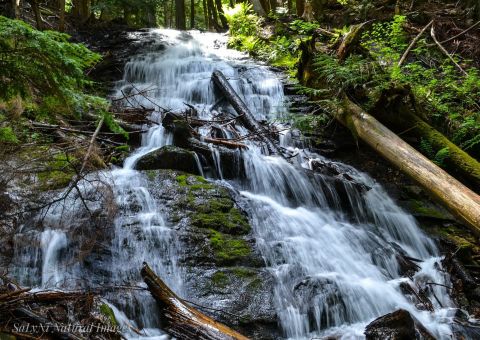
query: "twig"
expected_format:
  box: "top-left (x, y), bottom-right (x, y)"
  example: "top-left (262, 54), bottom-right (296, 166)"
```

top-left (398, 20), bottom-right (434, 67)
top-left (426, 20), bottom-right (480, 47)
top-left (79, 117), bottom-right (104, 175)
top-left (430, 26), bottom-right (468, 76)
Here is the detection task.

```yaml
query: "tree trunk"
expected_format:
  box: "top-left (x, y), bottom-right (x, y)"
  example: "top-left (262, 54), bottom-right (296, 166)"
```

top-left (175, 0), bottom-right (186, 29)
top-left (10, 0), bottom-right (21, 19)
top-left (29, 0), bottom-right (43, 29)
top-left (337, 96), bottom-right (480, 233)
top-left (190, 0), bottom-right (195, 28)
top-left (207, 0), bottom-right (220, 31)
top-left (141, 263), bottom-right (249, 340)
top-left (371, 88), bottom-right (480, 192)
top-left (146, 5), bottom-right (157, 26)
top-left (211, 70), bottom-right (283, 156)
top-left (250, 0), bottom-right (267, 16)
top-left (214, 0), bottom-right (228, 29)
top-left (295, 0), bottom-right (304, 16)
top-left (202, 0), bottom-right (209, 28)
top-left (58, 0), bottom-right (65, 31)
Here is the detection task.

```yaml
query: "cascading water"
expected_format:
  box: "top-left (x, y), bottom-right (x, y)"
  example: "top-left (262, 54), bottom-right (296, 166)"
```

top-left (9, 29), bottom-right (462, 339)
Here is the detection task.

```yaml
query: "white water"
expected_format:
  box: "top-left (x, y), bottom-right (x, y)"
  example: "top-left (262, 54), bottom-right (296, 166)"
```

top-left (9, 29), bottom-right (460, 339)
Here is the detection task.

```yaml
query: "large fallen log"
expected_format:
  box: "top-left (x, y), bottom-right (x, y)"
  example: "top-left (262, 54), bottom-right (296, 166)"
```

top-left (337, 96), bottom-right (480, 233)
top-left (141, 263), bottom-right (249, 340)
top-left (211, 70), bottom-right (282, 156)
top-left (372, 88), bottom-right (480, 192)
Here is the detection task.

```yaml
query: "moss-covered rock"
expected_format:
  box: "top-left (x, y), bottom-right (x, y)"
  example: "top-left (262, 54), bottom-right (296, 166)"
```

top-left (135, 145), bottom-right (201, 174)
top-left (143, 169), bottom-right (276, 337)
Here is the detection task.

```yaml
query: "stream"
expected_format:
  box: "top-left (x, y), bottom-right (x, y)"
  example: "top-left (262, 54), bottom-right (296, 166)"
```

top-left (9, 29), bottom-right (461, 339)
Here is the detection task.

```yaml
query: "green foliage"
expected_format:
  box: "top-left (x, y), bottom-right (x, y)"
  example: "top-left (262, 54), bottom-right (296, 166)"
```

top-left (290, 113), bottom-right (330, 134)
top-left (0, 126), bottom-right (18, 144)
top-left (102, 111), bottom-right (128, 139)
top-left (419, 139), bottom-right (450, 166)
top-left (361, 15), bottom-right (407, 65)
top-left (434, 147), bottom-right (450, 167)
top-left (226, 4), bottom-right (299, 74)
top-left (224, 3), bottom-right (260, 37)
top-left (289, 19), bottom-right (319, 35)
top-left (313, 54), bottom-right (387, 94)
top-left (0, 16), bottom-right (107, 118)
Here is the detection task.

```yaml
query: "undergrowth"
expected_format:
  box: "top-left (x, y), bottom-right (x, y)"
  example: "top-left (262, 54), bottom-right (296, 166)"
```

top-left (312, 15), bottom-right (480, 158)
top-left (0, 16), bottom-right (123, 144)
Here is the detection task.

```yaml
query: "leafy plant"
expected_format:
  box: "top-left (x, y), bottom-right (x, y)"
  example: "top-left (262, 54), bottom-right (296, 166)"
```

top-left (0, 16), bottom-right (107, 119)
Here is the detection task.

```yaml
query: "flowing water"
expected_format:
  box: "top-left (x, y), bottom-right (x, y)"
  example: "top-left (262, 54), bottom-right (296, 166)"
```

top-left (9, 29), bottom-right (462, 339)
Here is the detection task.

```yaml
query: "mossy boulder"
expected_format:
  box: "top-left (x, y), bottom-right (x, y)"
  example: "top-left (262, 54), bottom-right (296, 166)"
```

top-left (143, 169), bottom-right (277, 338)
top-left (135, 145), bottom-right (201, 174)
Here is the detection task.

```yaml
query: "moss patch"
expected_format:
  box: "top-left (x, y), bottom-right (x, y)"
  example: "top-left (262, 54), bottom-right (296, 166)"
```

top-left (209, 229), bottom-right (251, 264)
top-left (211, 271), bottom-right (229, 288)
top-left (99, 303), bottom-right (118, 326)
top-left (172, 172), bottom-right (250, 235)
top-left (406, 199), bottom-right (450, 220)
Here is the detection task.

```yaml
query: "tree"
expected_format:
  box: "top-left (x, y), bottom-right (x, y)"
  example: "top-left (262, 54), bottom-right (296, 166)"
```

top-left (190, 0), bottom-right (195, 28)
top-left (175, 0), bottom-right (186, 29)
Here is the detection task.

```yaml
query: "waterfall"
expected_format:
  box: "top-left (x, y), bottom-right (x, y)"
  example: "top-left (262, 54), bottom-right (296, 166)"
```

top-left (9, 29), bottom-right (459, 339)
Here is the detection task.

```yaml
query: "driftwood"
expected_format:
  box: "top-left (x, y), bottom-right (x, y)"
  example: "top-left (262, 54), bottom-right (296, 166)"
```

top-left (211, 70), bottom-right (282, 156)
top-left (337, 96), bottom-right (480, 233)
top-left (141, 263), bottom-right (249, 340)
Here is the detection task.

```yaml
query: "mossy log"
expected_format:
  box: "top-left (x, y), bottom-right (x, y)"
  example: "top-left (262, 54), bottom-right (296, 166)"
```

top-left (337, 97), bottom-right (480, 233)
top-left (372, 94), bottom-right (480, 192)
top-left (141, 262), bottom-right (249, 340)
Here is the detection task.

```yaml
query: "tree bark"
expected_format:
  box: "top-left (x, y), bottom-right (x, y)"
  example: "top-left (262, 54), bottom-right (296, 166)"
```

top-left (211, 70), bottom-right (283, 156)
top-left (337, 96), bottom-right (480, 233)
top-left (141, 263), bottom-right (249, 340)
top-left (207, 0), bottom-right (221, 31)
top-left (190, 0), bottom-right (195, 28)
top-left (202, 0), bottom-right (209, 28)
top-left (295, 0), bottom-right (304, 16)
top-left (215, 0), bottom-right (228, 29)
top-left (29, 0), bottom-right (43, 29)
top-left (175, 0), bottom-right (187, 29)
top-left (10, 0), bottom-right (21, 19)
top-left (58, 0), bottom-right (65, 31)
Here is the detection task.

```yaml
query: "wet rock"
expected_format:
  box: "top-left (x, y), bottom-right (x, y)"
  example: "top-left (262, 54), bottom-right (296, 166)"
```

top-left (135, 145), bottom-right (201, 174)
top-left (365, 309), bottom-right (435, 340)
top-left (144, 170), bottom-right (275, 338)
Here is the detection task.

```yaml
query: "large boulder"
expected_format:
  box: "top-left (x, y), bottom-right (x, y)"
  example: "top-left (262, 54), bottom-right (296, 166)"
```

top-left (365, 309), bottom-right (435, 340)
top-left (135, 145), bottom-right (201, 174)
top-left (144, 170), bottom-right (278, 338)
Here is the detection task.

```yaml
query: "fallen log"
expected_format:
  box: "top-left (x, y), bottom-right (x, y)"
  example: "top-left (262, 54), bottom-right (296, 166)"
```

top-left (337, 96), bottom-right (480, 233)
top-left (372, 88), bottom-right (480, 192)
top-left (211, 70), bottom-right (282, 156)
top-left (141, 262), bottom-right (249, 340)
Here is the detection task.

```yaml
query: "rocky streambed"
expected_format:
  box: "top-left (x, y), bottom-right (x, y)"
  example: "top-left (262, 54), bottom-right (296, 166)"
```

top-left (0, 28), bottom-right (479, 340)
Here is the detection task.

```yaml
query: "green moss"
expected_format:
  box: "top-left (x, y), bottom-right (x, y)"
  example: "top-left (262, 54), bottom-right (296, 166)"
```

top-left (230, 267), bottom-right (256, 279)
top-left (211, 271), bottom-right (229, 288)
top-left (407, 199), bottom-right (449, 220)
top-left (176, 174), bottom-right (188, 186)
top-left (191, 208), bottom-right (250, 235)
top-left (0, 126), bottom-right (18, 144)
top-left (99, 303), bottom-right (118, 326)
top-left (37, 153), bottom-right (76, 190)
top-left (208, 229), bottom-right (251, 263)
top-left (146, 170), bottom-right (156, 181)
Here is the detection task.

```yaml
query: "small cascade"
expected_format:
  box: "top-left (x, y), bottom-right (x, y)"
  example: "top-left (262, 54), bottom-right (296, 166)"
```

top-left (9, 29), bottom-right (463, 339)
